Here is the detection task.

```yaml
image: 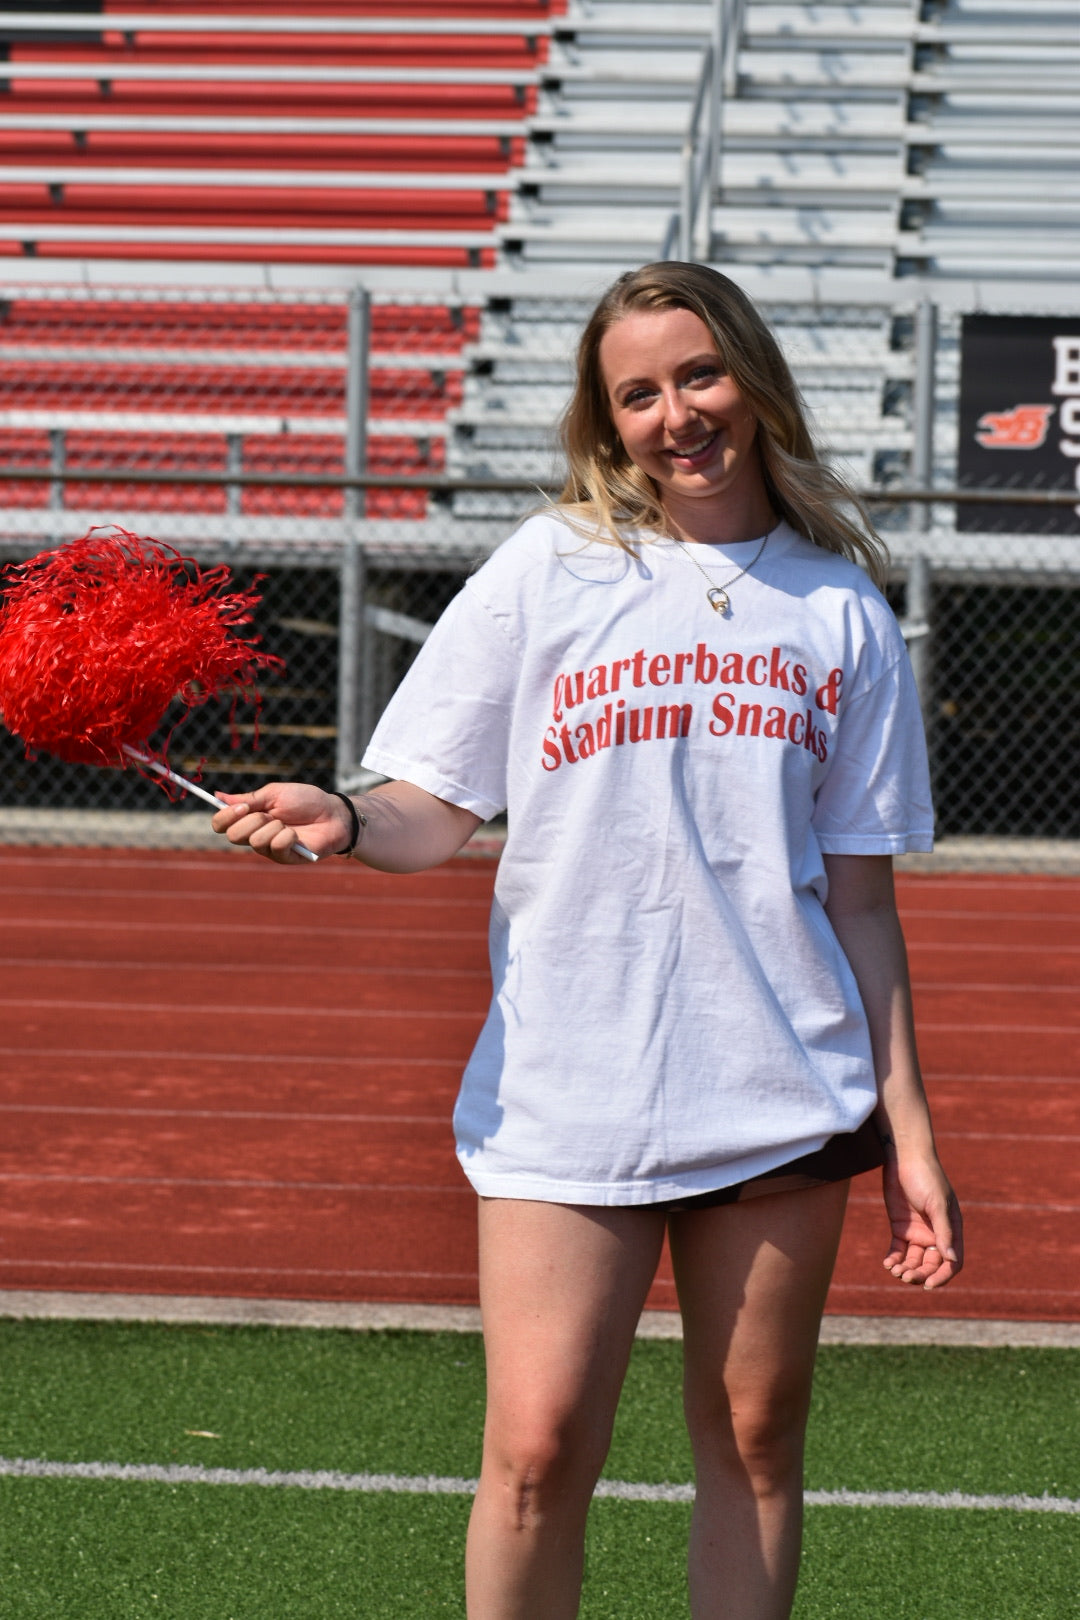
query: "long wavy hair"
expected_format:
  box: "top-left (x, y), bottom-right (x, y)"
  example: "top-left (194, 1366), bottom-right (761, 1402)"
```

top-left (557, 262), bottom-right (888, 587)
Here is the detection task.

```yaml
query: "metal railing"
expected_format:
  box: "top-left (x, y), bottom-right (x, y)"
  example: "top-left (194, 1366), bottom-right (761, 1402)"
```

top-left (1, 464), bottom-right (1076, 820)
top-left (2, 459), bottom-right (1079, 507)
top-left (0, 282), bottom-right (1077, 858)
top-left (661, 0), bottom-right (745, 263)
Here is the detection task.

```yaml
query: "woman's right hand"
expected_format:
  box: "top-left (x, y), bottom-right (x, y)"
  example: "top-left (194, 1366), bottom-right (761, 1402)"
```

top-left (211, 783), bottom-right (353, 864)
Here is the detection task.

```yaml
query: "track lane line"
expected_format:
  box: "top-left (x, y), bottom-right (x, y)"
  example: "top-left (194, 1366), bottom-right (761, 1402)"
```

top-left (2, 1001), bottom-right (1076, 1032)
top-left (0, 917), bottom-right (489, 941)
top-left (0, 1173), bottom-right (468, 1194)
top-left (847, 1194), bottom-right (1078, 1213)
top-left (0, 1046), bottom-right (461, 1066)
top-left (2, 1107), bottom-right (1075, 1142)
top-left (0, 955), bottom-right (489, 980)
top-left (0, 1103), bottom-right (447, 1124)
top-left (0, 997), bottom-right (482, 1020)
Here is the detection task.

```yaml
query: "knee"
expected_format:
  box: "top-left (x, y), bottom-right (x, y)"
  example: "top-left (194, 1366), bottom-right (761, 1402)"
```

top-left (688, 1384), bottom-right (810, 1495)
top-left (482, 1412), bottom-right (608, 1529)
top-left (726, 1390), bottom-right (809, 1492)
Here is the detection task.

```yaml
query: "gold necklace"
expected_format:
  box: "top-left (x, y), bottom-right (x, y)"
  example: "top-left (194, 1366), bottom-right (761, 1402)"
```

top-left (671, 522), bottom-right (776, 615)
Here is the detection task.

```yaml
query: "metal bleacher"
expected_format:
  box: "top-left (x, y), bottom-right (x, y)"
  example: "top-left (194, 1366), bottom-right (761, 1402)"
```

top-left (454, 0), bottom-right (919, 509)
top-left (505, 0), bottom-right (915, 275)
top-left (0, 1), bottom-right (1076, 843)
top-left (0, 3), bottom-right (564, 269)
top-left (0, 2), bottom-right (542, 545)
top-left (901, 0), bottom-right (1080, 280)
top-left (449, 0), bottom-right (1080, 565)
top-left (0, 0), bottom-right (1077, 566)
top-left (0, 286), bottom-right (479, 545)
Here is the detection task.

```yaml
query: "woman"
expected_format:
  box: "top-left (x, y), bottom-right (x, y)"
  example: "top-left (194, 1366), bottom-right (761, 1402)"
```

top-left (212, 262), bottom-right (962, 1620)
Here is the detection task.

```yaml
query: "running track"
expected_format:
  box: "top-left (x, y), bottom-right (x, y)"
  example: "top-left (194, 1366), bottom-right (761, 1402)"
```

top-left (0, 848), bottom-right (1076, 1321)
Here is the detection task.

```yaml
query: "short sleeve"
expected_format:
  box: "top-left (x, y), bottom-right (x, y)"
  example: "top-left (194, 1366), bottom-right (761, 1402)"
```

top-left (812, 651), bottom-right (934, 854)
top-left (360, 582), bottom-right (518, 820)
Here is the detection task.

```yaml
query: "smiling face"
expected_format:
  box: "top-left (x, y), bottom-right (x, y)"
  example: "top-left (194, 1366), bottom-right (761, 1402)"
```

top-left (598, 305), bottom-right (775, 543)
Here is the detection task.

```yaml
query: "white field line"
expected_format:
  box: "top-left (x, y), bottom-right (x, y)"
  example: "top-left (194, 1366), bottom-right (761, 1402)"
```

top-left (0, 1457), bottom-right (1077, 1513)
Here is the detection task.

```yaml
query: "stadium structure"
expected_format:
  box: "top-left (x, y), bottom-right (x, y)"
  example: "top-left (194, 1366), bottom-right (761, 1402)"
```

top-left (0, 0), bottom-right (1076, 849)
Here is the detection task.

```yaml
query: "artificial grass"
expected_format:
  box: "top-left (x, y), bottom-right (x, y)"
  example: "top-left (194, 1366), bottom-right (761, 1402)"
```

top-left (586, 1506), bottom-right (1079, 1620)
top-left (0, 1479), bottom-right (470, 1619)
top-left (0, 1319), bottom-right (1077, 1619)
top-left (0, 1319), bottom-right (490, 1480)
top-left (793, 1510), bottom-right (1078, 1620)
top-left (2, 1320), bottom-right (1078, 1497)
top-left (2, 1486), bottom-right (1075, 1620)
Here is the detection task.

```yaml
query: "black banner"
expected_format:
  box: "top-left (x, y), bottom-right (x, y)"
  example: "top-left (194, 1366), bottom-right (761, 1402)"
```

top-left (957, 314), bottom-right (1080, 533)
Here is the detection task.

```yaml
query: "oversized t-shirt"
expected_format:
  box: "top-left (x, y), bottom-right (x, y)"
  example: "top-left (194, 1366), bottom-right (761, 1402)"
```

top-left (362, 513), bottom-right (933, 1205)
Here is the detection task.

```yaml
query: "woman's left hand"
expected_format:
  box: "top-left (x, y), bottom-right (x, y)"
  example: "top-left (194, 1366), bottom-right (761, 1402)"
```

top-left (881, 1152), bottom-right (963, 1291)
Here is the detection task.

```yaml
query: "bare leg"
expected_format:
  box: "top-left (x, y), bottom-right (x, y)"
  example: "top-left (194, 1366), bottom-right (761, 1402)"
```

top-left (466, 1198), bottom-right (667, 1620)
top-left (668, 1181), bottom-right (849, 1620)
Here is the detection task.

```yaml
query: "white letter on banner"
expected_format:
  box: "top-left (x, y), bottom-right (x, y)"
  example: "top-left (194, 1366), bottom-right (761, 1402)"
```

top-left (1051, 337), bottom-right (1080, 395)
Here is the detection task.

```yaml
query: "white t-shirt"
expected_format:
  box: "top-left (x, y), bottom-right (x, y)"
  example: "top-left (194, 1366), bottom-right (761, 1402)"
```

top-left (363, 513), bottom-right (933, 1205)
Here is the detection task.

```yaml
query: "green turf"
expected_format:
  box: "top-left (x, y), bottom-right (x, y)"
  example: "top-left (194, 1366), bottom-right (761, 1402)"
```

top-left (2, 1487), bottom-right (1075, 1620)
top-left (0, 1479), bottom-right (471, 1619)
top-left (0, 1320), bottom-right (1076, 1619)
top-left (0, 1319), bottom-right (490, 1478)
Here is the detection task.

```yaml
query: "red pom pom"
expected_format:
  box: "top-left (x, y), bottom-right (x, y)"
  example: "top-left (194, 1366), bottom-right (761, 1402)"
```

top-left (0, 527), bottom-right (283, 774)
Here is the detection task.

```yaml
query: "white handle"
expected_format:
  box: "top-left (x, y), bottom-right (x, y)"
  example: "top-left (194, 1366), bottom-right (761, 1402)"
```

top-left (123, 746), bottom-right (320, 862)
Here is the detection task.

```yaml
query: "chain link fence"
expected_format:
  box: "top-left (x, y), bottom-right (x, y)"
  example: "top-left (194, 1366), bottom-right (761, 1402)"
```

top-left (0, 284), bottom-right (1075, 869)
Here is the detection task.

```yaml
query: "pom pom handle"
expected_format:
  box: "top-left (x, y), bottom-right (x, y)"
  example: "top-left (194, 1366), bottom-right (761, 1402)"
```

top-left (122, 747), bottom-right (319, 863)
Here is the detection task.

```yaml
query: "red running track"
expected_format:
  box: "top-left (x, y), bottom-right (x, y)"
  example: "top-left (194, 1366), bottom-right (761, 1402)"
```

top-left (0, 848), bottom-right (1076, 1321)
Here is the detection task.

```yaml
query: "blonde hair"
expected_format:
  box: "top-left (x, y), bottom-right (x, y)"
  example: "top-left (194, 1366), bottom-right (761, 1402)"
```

top-left (557, 262), bottom-right (888, 588)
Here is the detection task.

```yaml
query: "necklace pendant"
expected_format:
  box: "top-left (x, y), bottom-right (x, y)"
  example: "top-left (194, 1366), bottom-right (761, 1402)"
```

top-left (707, 587), bottom-right (730, 614)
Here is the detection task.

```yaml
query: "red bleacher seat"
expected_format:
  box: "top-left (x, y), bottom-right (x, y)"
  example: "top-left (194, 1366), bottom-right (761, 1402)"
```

top-left (15, 34), bottom-right (550, 72)
top-left (64, 430), bottom-right (230, 514)
top-left (0, 426), bottom-right (445, 519)
top-left (374, 305), bottom-right (482, 350)
top-left (0, 132), bottom-right (527, 174)
top-left (0, 296), bottom-right (345, 346)
top-left (2, 182), bottom-right (508, 231)
top-left (98, 3), bottom-right (566, 15)
top-left (0, 359), bottom-right (343, 414)
top-left (0, 2), bottom-right (548, 268)
top-left (243, 432), bottom-right (444, 518)
top-left (0, 82), bottom-right (537, 118)
top-left (5, 242), bottom-right (498, 267)
top-left (0, 427), bottom-right (51, 508)
top-left (0, 296), bottom-right (480, 352)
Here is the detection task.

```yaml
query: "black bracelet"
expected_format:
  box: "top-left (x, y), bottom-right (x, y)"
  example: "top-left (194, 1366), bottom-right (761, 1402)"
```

top-left (331, 791), bottom-right (366, 857)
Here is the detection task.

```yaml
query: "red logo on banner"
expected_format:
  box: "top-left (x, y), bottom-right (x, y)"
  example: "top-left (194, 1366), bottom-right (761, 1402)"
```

top-left (975, 404), bottom-right (1056, 449)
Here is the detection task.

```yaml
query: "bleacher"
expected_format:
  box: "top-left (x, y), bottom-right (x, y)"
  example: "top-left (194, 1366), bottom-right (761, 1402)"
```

top-left (0, 0), bottom-right (1075, 835)
top-left (506, 0), bottom-right (913, 274)
top-left (901, 0), bottom-right (1080, 280)
top-left (0, 287), bottom-right (477, 538)
top-left (450, 0), bottom-right (1080, 564)
top-left (0, 0), bottom-right (1076, 561)
top-left (0, 2), bottom-right (566, 544)
top-left (0, 2), bottom-right (566, 268)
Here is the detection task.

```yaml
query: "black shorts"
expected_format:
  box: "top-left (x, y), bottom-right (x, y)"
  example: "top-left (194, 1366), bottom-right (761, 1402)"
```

top-left (655, 1114), bottom-right (884, 1213)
